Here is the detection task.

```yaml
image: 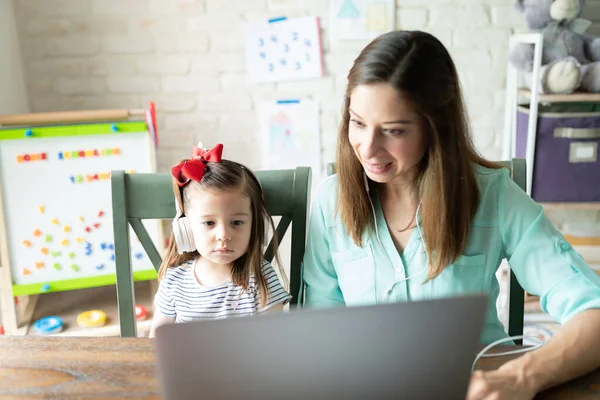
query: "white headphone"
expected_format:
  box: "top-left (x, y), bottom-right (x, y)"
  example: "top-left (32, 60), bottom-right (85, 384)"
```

top-left (172, 194), bottom-right (196, 254)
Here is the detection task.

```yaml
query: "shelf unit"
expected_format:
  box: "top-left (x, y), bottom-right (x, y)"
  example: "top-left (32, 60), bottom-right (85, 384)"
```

top-left (503, 33), bottom-right (600, 276)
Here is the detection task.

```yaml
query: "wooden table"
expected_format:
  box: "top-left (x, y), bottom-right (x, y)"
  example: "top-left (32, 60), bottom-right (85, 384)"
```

top-left (0, 337), bottom-right (598, 399)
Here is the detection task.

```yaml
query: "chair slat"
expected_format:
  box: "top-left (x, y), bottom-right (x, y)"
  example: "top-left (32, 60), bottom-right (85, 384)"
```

top-left (111, 170), bottom-right (137, 338)
top-left (264, 216), bottom-right (291, 263)
top-left (130, 219), bottom-right (162, 272)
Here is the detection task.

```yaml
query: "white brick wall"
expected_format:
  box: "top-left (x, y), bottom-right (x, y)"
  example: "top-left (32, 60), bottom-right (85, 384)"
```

top-left (11, 0), bottom-right (600, 176)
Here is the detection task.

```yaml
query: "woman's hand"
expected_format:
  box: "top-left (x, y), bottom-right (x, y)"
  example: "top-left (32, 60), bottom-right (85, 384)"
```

top-left (467, 359), bottom-right (539, 400)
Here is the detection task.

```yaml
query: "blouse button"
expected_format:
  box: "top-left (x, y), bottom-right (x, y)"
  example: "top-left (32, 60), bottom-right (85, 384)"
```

top-left (558, 240), bottom-right (572, 252)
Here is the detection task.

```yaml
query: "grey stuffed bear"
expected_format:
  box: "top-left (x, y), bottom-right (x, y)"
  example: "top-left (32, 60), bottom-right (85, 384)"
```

top-left (509, 0), bottom-right (600, 94)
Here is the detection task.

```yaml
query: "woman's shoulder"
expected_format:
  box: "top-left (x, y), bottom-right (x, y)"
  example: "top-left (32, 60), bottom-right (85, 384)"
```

top-left (473, 163), bottom-right (511, 194)
top-left (311, 174), bottom-right (340, 225)
top-left (471, 163), bottom-right (512, 225)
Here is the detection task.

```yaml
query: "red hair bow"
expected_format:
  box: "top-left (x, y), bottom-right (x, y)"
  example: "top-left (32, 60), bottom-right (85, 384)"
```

top-left (171, 143), bottom-right (223, 187)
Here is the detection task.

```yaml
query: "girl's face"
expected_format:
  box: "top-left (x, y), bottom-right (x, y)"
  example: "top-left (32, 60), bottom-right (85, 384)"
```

top-left (348, 83), bottom-right (426, 186)
top-left (185, 187), bottom-right (252, 266)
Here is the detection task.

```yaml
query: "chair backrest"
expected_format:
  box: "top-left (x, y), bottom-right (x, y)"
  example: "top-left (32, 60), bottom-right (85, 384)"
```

top-left (326, 159), bottom-right (526, 341)
top-left (111, 167), bottom-right (311, 337)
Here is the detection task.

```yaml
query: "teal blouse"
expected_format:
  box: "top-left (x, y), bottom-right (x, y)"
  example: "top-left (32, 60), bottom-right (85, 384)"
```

top-left (302, 165), bottom-right (600, 344)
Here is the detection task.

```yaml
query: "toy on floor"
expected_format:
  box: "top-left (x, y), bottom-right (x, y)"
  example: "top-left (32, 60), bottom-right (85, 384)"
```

top-left (135, 305), bottom-right (148, 321)
top-left (34, 316), bottom-right (63, 335)
top-left (77, 310), bottom-right (107, 328)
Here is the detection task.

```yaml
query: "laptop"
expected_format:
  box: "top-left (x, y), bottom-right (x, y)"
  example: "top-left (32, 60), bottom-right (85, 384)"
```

top-left (154, 295), bottom-right (487, 400)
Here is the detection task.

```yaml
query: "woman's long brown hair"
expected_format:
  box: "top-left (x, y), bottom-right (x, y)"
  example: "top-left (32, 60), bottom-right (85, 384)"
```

top-left (337, 30), bottom-right (499, 281)
top-left (158, 160), bottom-right (282, 307)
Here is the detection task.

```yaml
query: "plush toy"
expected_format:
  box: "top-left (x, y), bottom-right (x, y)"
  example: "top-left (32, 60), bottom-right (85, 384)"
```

top-left (509, 0), bottom-right (600, 94)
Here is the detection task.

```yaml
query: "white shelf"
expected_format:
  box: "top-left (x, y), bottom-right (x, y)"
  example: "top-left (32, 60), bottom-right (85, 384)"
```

top-left (518, 88), bottom-right (600, 103)
top-left (541, 202), bottom-right (600, 211)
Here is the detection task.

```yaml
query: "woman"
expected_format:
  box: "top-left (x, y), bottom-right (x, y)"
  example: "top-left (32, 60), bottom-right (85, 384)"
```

top-left (302, 30), bottom-right (600, 399)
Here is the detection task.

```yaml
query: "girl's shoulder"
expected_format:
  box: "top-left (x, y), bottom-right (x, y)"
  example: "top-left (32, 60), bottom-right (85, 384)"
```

top-left (162, 259), bottom-right (195, 282)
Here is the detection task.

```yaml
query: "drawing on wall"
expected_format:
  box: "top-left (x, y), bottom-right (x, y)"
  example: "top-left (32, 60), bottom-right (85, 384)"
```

top-left (331, 0), bottom-right (395, 40)
top-left (258, 100), bottom-right (321, 176)
top-left (245, 16), bottom-right (324, 83)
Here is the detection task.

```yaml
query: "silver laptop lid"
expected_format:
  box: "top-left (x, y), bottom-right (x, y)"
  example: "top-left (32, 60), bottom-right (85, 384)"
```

top-left (155, 295), bottom-right (487, 400)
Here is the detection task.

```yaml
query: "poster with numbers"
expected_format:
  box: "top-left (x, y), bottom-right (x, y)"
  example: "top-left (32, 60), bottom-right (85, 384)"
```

top-left (245, 16), bottom-right (324, 84)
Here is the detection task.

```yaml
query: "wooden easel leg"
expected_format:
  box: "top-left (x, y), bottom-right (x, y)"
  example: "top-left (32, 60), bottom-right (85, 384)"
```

top-left (0, 290), bottom-right (18, 335)
top-left (15, 294), bottom-right (39, 335)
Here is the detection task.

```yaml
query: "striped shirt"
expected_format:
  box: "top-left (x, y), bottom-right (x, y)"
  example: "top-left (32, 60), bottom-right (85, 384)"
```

top-left (154, 259), bottom-right (292, 323)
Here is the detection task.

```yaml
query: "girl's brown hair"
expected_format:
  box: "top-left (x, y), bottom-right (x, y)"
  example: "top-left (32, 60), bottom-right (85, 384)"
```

top-left (158, 159), bottom-right (283, 307)
top-left (337, 30), bottom-right (499, 280)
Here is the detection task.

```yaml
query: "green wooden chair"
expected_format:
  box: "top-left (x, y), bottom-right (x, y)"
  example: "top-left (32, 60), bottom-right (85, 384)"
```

top-left (326, 159), bottom-right (527, 343)
top-left (111, 167), bottom-right (311, 337)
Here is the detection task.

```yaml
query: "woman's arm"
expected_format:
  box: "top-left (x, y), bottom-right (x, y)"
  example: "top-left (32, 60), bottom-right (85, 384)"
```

top-left (149, 312), bottom-right (175, 338)
top-left (517, 308), bottom-right (600, 391)
top-left (468, 309), bottom-right (600, 398)
top-left (303, 179), bottom-right (345, 307)
top-left (468, 170), bottom-right (600, 399)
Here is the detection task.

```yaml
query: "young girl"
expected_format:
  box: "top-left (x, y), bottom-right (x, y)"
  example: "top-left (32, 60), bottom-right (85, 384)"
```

top-left (149, 142), bottom-right (291, 337)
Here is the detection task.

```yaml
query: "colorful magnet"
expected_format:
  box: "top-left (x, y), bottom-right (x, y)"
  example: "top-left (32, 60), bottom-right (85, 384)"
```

top-left (35, 261), bottom-right (44, 269)
top-left (77, 310), bottom-right (107, 328)
top-left (22, 268), bottom-right (32, 275)
top-left (71, 264), bottom-right (80, 272)
top-left (33, 229), bottom-right (42, 237)
top-left (100, 242), bottom-right (107, 250)
top-left (24, 128), bottom-right (33, 137)
top-left (85, 226), bottom-right (92, 233)
top-left (110, 254), bottom-right (115, 262)
top-left (93, 223), bottom-right (100, 229)
top-left (110, 124), bottom-right (118, 132)
top-left (96, 264), bottom-right (105, 270)
top-left (33, 316), bottom-right (63, 335)
top-left (61, 239), bottom-right (69, 247)
top-left (68, 252), bottom-right (76, 259)
top-left (45, 235), bottom-right (52, 243)
top-left (51, 251), bottom-right (61, 257)
top-left (135, 305), bottom-right (148, 321)
top-left (135, 252), bottom-right (143, 260)
top-left (108, 243), bottom-right (114, 251)
top-left (22, 240), bottom-right (32, 248)
top-left (76, 237), bottom-right (85, 243)
top-left (98, 210), bottom-right (104, 218)
top-left (37, 205), bottom-right (45, 214)
top-left (53, 263), bottom-right (61, 271)
top-left (41, 283), bottom-right (50, 293)
top-left (63, 225), bottom-right (71, 233)
top-left (51, 218), bottom-right (59, 225)
top-left (40, 247), bottom-right (49, 255)
top-left (78, 216), bottom-right (84, 223)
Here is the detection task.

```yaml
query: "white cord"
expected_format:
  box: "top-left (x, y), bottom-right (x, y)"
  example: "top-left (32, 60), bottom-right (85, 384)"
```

top-left (364, 175), bottom-right (428, 303)
top-left (471, 335), bottom-right (547, 372)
